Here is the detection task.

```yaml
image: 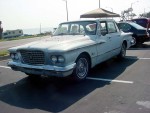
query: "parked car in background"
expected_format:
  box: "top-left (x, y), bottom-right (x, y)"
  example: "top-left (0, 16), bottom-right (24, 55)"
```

top-left (131, 18), bottom-right (150, 29)
top-left (8, 19), bottom-right (134, 81)
top-left (117, 22), bottom-right (150, 45)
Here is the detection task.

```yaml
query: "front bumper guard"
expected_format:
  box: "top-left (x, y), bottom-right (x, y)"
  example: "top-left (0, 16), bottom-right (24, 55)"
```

top-left (7, 61), bottom-right (76, 77)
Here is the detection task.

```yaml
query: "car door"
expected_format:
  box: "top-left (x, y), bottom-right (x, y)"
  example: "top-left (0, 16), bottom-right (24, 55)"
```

top-left (96, 21), bottom-right (112, 63)
top-left (107, 21), bottom-right (122, 56)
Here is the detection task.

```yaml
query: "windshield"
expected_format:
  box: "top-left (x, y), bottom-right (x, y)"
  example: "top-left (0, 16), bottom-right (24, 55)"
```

top-left (53, 21), bottom-right (97, 36)
top-left (129, 22), bottom-right (145, 29)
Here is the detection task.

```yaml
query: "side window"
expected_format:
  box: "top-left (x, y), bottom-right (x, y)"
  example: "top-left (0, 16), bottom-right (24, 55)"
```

top-left (107, 22), bottom-right (117, 33)
top-left (100, 21), bottom-right (108, 36)
top-left (119, 23), bottom-right (131, 32)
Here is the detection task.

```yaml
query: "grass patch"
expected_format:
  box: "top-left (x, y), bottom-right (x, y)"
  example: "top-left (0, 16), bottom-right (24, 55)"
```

top-left (0, 50), bottom-right (9, 57)
top-left (0, 34), bottom-right (50, 42)
top-left (0, 35), bottom-right (35, 42)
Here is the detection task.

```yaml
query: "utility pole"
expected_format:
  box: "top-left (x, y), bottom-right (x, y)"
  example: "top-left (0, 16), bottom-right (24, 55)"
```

top-left (63, 0), bottom-right (69, 21)
top-left (130, 1), bottom-right (138, 19)
top-left (99, 0), bottom-right (100, 8)
top-left (40, 23), bottom-right (41, 35)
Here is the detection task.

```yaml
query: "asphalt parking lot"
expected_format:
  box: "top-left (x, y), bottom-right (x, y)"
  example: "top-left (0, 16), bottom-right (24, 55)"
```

top-left (0, 43), bottom-right (150, 113)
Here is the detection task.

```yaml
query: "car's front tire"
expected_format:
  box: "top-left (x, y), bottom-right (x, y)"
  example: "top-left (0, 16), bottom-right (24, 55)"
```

top-left (72, 55), bottom-right (90, 81)
top-left (117, 43), bottom-right (126, 59)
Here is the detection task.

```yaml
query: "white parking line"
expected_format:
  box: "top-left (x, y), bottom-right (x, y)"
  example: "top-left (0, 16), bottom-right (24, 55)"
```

top-left (0, 65), bottom-right (134, 84)
top-left (138, 58), bottom-right (150, 60)
top-left (0, 65), bottom-right (11, 69)
top-left (0, 59), bottom-right (10, 62)
top-left (87, 77), bottom-right (134, 84)
top-left (126, 57), bottom-right (150, 60)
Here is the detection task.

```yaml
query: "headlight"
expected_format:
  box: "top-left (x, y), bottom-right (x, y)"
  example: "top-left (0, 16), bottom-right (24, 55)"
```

top-left (14, 53), bottom-right (19, 60)
top-left (10, 53), bottom-right (19, 60)
top-left (10, 53), bottom-right (15, 59)
top-left (58, 56), bottom-right (65, 63)
top-left (51, 55), bottom-right (57, 63)
top-left (50, 55), bottom-right (65, 63)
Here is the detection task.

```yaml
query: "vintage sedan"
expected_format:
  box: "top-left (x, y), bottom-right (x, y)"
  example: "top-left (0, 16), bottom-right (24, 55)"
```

top-left (8, 19), bottom-right (135, 81)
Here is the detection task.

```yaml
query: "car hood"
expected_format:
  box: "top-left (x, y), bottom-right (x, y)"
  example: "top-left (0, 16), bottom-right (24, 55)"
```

top-left (9, 35), bottom-right (96, 52)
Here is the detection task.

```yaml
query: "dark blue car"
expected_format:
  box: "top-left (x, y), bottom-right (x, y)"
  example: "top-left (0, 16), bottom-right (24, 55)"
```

top-left (117, 22), bottom-right (150, 45)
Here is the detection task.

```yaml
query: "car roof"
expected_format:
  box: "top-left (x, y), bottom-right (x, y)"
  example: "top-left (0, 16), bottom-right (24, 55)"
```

top-left (60, 19), bottom-right (115, 24)
top-left (131, 18), bottom-right (150, 21)
top-left (118, 21), bottom-right (134, 24)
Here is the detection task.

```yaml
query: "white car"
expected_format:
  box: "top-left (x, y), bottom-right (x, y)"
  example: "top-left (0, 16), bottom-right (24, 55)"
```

top-left (8, 19), bottom-right (135, 81)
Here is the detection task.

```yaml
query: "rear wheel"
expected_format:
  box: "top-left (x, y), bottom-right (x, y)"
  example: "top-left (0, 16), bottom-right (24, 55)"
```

top-left (135, 37), bottom-right (143, 47)
top-left (72, 55), bottom-right (90, 81)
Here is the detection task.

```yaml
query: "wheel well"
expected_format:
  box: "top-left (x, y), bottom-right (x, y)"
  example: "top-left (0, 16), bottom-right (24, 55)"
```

top-left (123, 40), bottom-right (127, 48)
top-left (132, 34), bottom-right (137, 38)
top-left (78, 52), bottom-right (91, 68)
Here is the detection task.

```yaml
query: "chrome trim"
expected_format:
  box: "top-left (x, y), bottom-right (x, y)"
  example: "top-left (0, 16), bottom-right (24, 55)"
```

top-left (19, 50), bottom-right (45, 65)
top-left (8, 61), bottom-right (76, 72)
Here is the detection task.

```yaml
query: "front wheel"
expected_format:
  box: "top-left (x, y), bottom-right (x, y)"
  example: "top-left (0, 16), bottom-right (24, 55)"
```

top-left (72, 55), bottom-right (90, 81)
top-left (117, 43), bottom-right (126, 60)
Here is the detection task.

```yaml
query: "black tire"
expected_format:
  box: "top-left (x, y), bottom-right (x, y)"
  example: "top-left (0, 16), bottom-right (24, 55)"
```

top-left (135, 37), bottom-right (143, 47)
top-left (72, 54), bottom-right (90, 81)
top-left (117, 43), bottom-right (126, 60)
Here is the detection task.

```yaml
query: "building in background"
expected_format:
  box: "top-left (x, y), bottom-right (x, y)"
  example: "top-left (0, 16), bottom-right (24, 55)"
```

top-left (2, 29), bottom-right (23, 38)
top-left (0, 21), bottom-right (3, 39)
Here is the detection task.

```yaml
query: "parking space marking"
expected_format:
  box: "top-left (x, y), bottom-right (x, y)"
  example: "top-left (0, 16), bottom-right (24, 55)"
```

top-left (126, 57), bottom-right (150, 60)
top-left (0, 65), bottom-right (11, 69)
top-left (0, 59), bottom-right (10, 62)
top-left (138, 58), bottom-right (150, 60)
top-left (87, 77), bottom-right (134, 84)
top-left (0, 65), bottom-right (134, 84)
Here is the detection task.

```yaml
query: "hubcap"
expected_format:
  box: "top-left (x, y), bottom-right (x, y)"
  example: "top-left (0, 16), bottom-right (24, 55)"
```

top-left (76, 58), bottom-right (88, 79)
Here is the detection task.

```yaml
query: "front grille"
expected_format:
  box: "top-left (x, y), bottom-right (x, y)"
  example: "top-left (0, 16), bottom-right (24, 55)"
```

top-left (19, 50), bottom-right (45, 65)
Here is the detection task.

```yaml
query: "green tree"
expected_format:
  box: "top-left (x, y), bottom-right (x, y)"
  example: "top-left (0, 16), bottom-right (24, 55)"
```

top-left (139, 12), bottom-right (150, 18)
top-left (147, 12), bottom-right (150, 18)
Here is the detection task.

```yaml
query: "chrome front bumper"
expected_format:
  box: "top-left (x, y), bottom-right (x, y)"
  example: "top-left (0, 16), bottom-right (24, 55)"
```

top-left (8, 61), bottom-right (76, 77)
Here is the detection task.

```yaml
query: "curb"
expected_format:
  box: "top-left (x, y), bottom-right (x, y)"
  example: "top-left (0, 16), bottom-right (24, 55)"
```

top-left (0, 55), bottom-right (10, 61)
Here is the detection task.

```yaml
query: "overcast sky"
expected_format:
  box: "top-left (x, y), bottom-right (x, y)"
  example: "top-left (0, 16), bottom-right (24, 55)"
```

top-left (0, 0), bottom-right (150, 30)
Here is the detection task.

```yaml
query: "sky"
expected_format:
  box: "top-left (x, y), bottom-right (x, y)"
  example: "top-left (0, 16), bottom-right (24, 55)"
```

top-left (0, 0), bottom-right (150, 30)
